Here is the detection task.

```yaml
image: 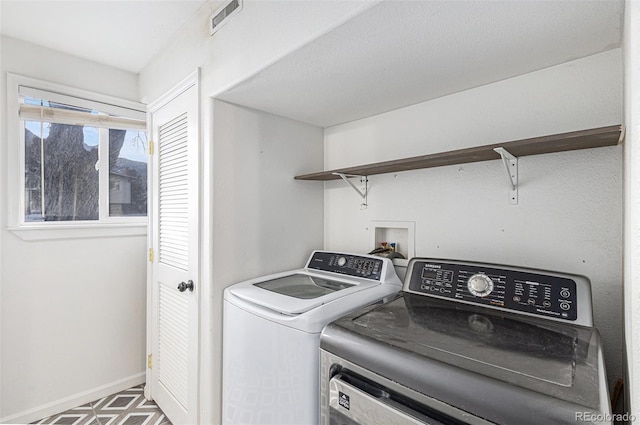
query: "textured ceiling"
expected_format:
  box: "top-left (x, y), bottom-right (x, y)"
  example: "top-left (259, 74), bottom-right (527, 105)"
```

top-left (218, 0), bottom-right (624, 128)
top-left (0, 0), bottom-right (208, 73)
top-left (0, 0), bottom-right (624, 124)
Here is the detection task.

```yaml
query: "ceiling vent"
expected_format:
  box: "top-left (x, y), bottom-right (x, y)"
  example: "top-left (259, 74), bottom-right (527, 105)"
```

top-left (210, 0), bottom-right (242, 36)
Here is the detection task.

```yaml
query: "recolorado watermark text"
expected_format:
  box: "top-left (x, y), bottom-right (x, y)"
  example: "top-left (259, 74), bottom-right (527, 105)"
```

top-left (575, 412), bottom-right (636, 422)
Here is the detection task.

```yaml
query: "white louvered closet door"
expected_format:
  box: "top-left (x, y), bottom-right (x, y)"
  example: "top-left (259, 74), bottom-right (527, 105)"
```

top-left (148, 76), bottom-right (199, 425)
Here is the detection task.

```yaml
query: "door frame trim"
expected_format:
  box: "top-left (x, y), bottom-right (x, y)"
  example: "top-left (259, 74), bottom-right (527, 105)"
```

top-left (147, 70), bottom-right (200, 114)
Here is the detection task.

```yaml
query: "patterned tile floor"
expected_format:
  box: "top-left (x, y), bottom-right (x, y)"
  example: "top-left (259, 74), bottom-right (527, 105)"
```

top-left (31, 385), bottom-right (172, 425)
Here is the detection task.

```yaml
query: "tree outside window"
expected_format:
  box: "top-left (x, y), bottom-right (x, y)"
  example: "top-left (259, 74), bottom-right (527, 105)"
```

top-left (20, 93), bottom-right (147, 223)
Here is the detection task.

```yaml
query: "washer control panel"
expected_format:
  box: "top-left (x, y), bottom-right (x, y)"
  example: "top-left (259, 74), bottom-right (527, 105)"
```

top-left (405, 259), bottom-right (584, 323)
top-left (307, 251), bottom-right (384, 281)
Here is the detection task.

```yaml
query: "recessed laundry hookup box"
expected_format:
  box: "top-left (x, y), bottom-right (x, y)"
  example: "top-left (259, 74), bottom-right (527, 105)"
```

top-left (370, 220), bottom-right (415, 267)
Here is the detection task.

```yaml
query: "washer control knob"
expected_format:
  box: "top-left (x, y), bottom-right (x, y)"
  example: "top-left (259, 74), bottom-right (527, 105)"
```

top-left (467, 273), bottom-right (494, 297)
top-left (337, 257), bottom-right (347, 267)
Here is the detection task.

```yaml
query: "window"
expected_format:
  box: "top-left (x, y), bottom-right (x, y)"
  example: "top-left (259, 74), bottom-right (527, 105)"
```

top-left (7, 74), bottom-right (148, 239)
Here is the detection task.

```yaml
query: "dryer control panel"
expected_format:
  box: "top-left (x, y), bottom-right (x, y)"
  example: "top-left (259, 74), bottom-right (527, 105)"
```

top-left (307, 251), bottom-right (384, 281)
top-left (405, 259), bottom-right (593, 326)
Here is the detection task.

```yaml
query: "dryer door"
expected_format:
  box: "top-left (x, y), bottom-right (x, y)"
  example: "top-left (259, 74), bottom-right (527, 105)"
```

top-left (328, 369), bottom-right (493, 425)
top-left (329, 374), bottom-right (449, 425)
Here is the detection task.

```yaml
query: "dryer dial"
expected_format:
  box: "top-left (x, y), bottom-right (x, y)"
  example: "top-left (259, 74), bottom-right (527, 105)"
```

top-left (467, 273), bottom-right (494, 297)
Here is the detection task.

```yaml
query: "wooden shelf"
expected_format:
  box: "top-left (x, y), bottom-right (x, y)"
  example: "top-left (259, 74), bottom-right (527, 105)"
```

top-left (294, 125), bottom-right (623, 181)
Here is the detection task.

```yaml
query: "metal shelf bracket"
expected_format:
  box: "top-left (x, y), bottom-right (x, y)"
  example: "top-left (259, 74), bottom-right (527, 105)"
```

top-left (333, 173), bottom-right (368, 208)
top-left (493, 147), bottom-right (518, 205)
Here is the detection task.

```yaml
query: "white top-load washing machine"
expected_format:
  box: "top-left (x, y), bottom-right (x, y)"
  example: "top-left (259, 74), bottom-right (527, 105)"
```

top-left (222, 250), bottom-right (402, 425)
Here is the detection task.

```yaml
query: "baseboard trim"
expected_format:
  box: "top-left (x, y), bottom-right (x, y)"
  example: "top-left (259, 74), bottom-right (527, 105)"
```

top-left (1, 372), bottom-right (145, 424)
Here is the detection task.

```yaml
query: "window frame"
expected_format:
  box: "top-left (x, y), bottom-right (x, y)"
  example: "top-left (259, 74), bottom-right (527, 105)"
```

top-left (7, 73), bottom-right (149, 240)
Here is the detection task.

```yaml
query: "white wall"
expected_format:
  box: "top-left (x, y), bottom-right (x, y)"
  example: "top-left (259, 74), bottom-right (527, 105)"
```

top-left (0, 36), bottom-right (147, 423)
top-left (624, 0), bottom-right (640, 416)
top-left (211, 100), bottom-right (324, 281)
top-left (209, 100), bottom-right (323, 422)
top-left (324, 49), bottom-right (624, 389)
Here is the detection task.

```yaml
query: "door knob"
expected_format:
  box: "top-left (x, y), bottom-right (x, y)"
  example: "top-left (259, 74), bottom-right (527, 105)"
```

top-left (177, 280), bottom-right (194, 292)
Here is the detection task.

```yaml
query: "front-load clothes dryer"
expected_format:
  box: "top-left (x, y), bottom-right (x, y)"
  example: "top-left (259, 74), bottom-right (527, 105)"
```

top-left (222, 250), bottom-right (402, 425)
top-left (320, 258), bottom-right (611, 425)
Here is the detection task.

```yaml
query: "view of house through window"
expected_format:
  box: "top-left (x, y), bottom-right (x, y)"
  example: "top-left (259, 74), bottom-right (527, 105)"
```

top-left (109, 129), bottom-right (148, 218)
top-left (21, 93), bottom-right (147, 222)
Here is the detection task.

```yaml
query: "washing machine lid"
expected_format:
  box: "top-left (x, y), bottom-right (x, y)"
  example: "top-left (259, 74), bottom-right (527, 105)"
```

top-left (229, 272), bottom-right (379, 315)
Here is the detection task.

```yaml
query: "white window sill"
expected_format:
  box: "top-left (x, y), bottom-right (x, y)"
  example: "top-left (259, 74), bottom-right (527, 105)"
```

top-left (8, 222), bottom-right (148, 241)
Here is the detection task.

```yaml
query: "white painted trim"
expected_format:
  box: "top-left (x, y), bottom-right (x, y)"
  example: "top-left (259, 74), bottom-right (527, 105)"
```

top-left (198, 96), bottom-right (215, 425)
top-left (8, 223), bottom-right (147, 241)
top-left (0, 373), bottom-right (145, 425)
top-left (147, 70), bottom-right (199, 114)
top-left (7, 73), bottom-right (23, 231)
top-left (624, 0), bottom-right (640, 415)
top-left (6, 73), bottom-right (149, 233)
